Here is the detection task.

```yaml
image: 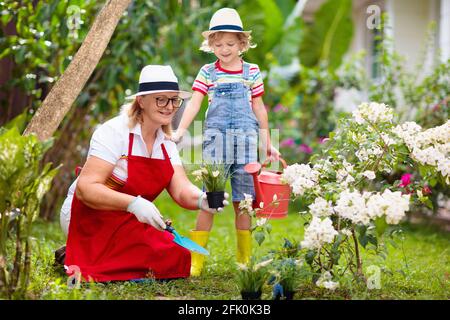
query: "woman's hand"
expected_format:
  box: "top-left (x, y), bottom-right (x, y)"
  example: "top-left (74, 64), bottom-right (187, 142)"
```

top-left (127, 196), bottom-right (166, 231)
top-left (198, 192), bottom-right (230, 214)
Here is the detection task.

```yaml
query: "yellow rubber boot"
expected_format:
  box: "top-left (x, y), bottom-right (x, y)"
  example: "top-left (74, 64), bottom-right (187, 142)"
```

top-left (189, 230), bottom-right (209, 277)
top-left (236, 229), bottom-right (252, 265)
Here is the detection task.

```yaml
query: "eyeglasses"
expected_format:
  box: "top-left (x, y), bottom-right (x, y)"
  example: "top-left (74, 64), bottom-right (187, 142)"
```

top-left (155, 96), bottom-right (184, 110)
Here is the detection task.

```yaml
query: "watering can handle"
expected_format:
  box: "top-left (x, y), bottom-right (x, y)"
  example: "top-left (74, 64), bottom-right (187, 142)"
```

top-left (262, 157), bottom-right (288, 169)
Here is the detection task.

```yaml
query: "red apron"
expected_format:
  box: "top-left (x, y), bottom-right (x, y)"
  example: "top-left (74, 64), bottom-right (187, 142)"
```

top-left (65, 133), bottom-right (191, 282)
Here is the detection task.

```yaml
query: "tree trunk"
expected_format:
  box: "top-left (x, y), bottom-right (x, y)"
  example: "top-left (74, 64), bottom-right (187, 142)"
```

top-left (351, 228), bottom-right (364, 279)
top-left (23, 0), bottom-right (132, 141)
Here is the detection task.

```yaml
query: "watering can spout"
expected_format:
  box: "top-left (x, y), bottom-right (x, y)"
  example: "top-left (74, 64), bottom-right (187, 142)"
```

top-left (244, 162), bottom-right (265, 205)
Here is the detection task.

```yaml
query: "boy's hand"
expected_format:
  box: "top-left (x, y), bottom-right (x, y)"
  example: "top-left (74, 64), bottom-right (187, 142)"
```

top-left (170, 130), bottom-right (183, 144)
top-left (267, 145), bottom-right (281, 161)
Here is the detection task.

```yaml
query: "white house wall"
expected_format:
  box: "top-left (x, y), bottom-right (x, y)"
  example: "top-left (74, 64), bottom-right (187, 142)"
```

top-left (386, 0), bottom-right (437, 72)
top-left (440, 0), bottom-right (450, 61)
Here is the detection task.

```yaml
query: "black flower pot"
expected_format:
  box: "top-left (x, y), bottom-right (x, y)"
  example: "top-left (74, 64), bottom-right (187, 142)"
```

top-left (206, 191), bottom-right (225, 209)
top-left (241, 290), bottom-right (262, 300)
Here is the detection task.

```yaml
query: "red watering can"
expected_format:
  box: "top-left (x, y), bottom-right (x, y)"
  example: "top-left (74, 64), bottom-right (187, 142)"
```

top-left (244, 158), bottom-right (291, 219)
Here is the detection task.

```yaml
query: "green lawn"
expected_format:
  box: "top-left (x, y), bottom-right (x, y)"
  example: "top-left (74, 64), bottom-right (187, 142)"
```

top-left (27, 183), bottom-right (450, 300)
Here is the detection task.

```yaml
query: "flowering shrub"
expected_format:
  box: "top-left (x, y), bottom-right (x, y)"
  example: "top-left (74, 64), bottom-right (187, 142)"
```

top-left (279, 102), bottom-right (448, 288)
top-left (393, 121), bottom-right (449, 183)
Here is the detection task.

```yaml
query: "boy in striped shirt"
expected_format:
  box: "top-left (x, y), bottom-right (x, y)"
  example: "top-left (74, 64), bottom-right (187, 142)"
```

top-left (172, 8), bottom-right (280, 277)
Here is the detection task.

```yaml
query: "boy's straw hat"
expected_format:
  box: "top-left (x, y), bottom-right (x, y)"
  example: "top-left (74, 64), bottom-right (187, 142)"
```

top-left (201, 8), bottom-right (251, 38)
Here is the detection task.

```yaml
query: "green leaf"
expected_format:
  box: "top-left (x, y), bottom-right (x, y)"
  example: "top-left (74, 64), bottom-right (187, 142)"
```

top-left (4, 112), bottom-right (28, 133)
top-left (265, 223), bottom-right (272, 234)
top-left (272, 9), bottom-right (304, 66)
top-left (332, 233), bottom-right (345, 251)
top-left (423, 198), bottom-right (433, 210)
top-left (418, 165), bottom-right (428, 177)
top-left (1, 11), bottom-right (12, 25)
top-left (428, 177), bottom-right (437, 187)
top-left (254, 231), bottom-right (266, 246)
top-left (275, 0), bottom-right (296, 18)
top-left (299, 0), bottom-right (353, 70)
top-left (0, 48), bottom-right (12, 60)
top-left (359, 234), bottom-right (369, 248)
top-left (238, 0), bottom-right (284, 64)
top-left (356, 224), bottom-right (367, 237)
top-left (305, 249), bottom-right (317, 265)
top-left (331, 248), bottom-right (341, 265)
top-left (367, 234), bottom-right (378, 247)
top-left (374, 217), bottom-right (388, 237)
top-left (388, 239), bottom-right (399, 249)
top-left (255, 0), bottom-right (284, 52)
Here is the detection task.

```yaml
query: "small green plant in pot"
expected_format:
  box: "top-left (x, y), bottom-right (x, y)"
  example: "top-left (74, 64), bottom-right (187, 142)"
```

top-left (236, 257), bottom-right (272, 300)
top-left (270, 258), bottom-right (302, 300)
top-left (192, 162), bottom-right (229, 209)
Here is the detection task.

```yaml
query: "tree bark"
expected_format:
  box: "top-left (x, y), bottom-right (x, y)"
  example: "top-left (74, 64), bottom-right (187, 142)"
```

top-left (351, 228), bottom-right (363, 277)
top-left (23, 0), bottom-right (132, 141)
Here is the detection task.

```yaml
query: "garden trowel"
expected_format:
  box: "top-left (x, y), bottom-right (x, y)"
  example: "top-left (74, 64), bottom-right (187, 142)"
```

top-left (165, 224), bottom-right (209, 256)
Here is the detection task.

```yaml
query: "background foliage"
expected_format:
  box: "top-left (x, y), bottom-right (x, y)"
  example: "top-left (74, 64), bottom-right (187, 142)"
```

top-left (0, 0), bottom-right (447, 220)
top-left (0, 0), bottom-right (448, 299)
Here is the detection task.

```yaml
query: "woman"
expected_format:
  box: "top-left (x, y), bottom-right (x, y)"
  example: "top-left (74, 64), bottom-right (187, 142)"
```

top-left (61, 65), bottom-right (228, 282)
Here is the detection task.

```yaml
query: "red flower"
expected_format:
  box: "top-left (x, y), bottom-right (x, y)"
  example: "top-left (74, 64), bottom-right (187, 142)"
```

top-left (422, 185), bottom-right (432, 195)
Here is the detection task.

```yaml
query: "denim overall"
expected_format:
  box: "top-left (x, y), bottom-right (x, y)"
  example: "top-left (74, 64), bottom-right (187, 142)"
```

top-left (202, 62), bottom-right (259, 201)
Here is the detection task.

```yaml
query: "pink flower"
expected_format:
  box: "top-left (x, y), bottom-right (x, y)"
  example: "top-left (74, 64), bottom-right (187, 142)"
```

top-left (298, 143), bottom-right (313, 154)
top-left (280, 138), bottom-right (296, 148)
top-left (318, 136), bottom-right (329, 144)
top-left (399, 173), bottom-right (412, 187)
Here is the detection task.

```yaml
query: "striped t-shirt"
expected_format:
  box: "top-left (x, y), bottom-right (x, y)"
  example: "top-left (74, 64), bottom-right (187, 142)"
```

top-left (192, 60), bottom-right (264, 103)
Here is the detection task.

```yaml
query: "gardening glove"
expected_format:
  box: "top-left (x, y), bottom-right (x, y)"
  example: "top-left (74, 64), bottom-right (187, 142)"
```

top-left (127, 196), bottom-right (166, 231)
top-left (198, 191), bottom-right (230, 214)
top-left (268, 144), bottom-right (281, 161)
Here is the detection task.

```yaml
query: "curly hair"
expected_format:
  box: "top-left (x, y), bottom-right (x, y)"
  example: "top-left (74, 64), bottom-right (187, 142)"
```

top-left (199, 31), bottom-right (256, 54)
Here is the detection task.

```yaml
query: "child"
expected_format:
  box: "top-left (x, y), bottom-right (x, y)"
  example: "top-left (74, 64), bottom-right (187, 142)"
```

top-left (172, 8), bottom-right (280, 276)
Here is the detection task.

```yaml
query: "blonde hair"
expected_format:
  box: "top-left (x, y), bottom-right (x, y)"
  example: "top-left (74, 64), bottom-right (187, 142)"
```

top-left (125, 98), bottom-right (172, 136)
top-left (199, 32), bottom-right (256, 54)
